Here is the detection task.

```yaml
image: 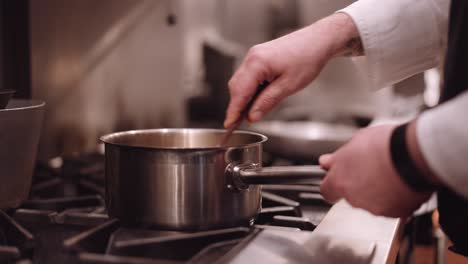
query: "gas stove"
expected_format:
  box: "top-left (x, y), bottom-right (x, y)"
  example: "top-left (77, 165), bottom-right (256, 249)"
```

top-left (0, 152), bottom-right (401, 264)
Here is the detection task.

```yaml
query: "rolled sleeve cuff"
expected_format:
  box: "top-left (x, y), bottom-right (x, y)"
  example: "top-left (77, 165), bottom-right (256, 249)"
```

top-left (338, 0), bottom-right (447, 90)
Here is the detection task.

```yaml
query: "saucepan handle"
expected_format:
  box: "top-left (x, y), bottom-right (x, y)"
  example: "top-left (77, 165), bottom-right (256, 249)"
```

top-left (228, 165), bottom-right (326, 190)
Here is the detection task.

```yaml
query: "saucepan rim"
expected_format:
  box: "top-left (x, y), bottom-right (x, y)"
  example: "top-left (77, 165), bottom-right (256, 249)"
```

top-left (0, 99), bottom-right (45, 112)
top-left (100, 128), bottom-right (268, 150)
top-left (0, 89), bottom-right (15, 95)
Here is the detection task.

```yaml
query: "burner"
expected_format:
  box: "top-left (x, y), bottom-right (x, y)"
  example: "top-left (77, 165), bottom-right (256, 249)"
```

top-left (8, 152), bottom-right (332, 263)
top-left (31, 154), bottom-right (105, 199)
top-left (60, 180), bottom-right (327, 263)
top-left (64, 220), bottom-right (256, 264)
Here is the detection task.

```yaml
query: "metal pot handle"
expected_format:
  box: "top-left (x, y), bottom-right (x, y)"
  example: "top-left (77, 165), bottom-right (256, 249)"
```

top-left (227, 164), bottom-right (326, 190)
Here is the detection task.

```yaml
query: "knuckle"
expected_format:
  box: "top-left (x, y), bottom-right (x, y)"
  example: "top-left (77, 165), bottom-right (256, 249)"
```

top-left (227, 81), bottom-right (247, 98)
top-left (260, 94), bottom-right (278, 108)
top-left (257, 96), bottom-right (282, 113)
top-left (248, 45), bottom-right (263, 56)
top-left (320, 173), bottom-right (345, 202)
top-left (246, 45), bottom-right (267, 64)
top-left (261, 87), bottom-right (287, 107)
top-left (227, 78), bottom-right (237, 92)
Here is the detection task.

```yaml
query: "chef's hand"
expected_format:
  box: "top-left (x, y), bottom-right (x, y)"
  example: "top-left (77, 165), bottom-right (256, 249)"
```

top-left (224, 13), bottom-right (363, 128)
top-left (319, 123), bottom-right (439, 218)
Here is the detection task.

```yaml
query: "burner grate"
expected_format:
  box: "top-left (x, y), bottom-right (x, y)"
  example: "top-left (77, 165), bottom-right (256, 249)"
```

top-left (60, 187), bottom-right (326, 263)
top-left (64, 220), bottom-right (254, 264)
top-left (22, 195), bottom-right (104, 212)
top-left (9, 152), bottom-right (332, 263)
top-left (0, 211), bottom-right (34, 263)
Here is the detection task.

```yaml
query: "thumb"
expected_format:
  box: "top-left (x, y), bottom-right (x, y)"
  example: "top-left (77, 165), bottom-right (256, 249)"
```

top-left (319, 153), bottom-right (334, 170)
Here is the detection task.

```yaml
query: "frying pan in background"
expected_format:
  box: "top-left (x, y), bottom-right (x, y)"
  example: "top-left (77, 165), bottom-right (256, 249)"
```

top-left (0, 90), bottom-right (15, 109)
top-left (244, 121), bottom-right (357, 161)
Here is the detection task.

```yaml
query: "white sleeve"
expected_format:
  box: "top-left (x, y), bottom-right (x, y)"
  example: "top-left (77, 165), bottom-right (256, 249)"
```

top-left (338, 0), bottom-right (449, 90)
top-left (417, 91), bottom-right (468, 200)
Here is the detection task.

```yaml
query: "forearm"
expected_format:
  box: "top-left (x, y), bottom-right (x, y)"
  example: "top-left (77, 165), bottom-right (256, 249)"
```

top-left (308, 13), bottom-right (364, 59)
top-left (405, 91), bottom-right (468, 199)
top-left (309, 0), bottom-right (448, 89)
top-left (338, 0), bottom-right (449, 89)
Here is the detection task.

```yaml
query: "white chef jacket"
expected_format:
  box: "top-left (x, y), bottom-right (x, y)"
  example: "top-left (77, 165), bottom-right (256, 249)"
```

top-left (340, 0), bottom-right (468, 200)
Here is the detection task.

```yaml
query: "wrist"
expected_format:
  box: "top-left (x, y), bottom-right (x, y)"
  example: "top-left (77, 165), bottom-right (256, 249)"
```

top-left (406, 120), bottom-right (443, 187)
top-left (293, 13), bottom-right (361, 67)
top-left (316, 13), bottom-right (363, 57)
top-left (390, 121), bottom-right (443, 193)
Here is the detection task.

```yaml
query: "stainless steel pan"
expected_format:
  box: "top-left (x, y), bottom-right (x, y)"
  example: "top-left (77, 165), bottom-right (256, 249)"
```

top-left (101, 129), bottom-right (326, 230)
top-left (245, 121), bottom-right (356, 160)
top-left (0, 89), bottom-right (15, 109)
top-left (0, 99), bottom-right (45, 209)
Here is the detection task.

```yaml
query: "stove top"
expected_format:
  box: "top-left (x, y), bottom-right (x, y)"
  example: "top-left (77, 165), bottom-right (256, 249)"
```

top-left (1, 152), bottom-right (351, 264)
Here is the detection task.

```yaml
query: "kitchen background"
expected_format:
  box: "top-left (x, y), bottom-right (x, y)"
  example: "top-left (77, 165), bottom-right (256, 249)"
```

top-left (0, 1), bottom-right (459, 263)
top-left (19, 0), bottom-right (437, 158)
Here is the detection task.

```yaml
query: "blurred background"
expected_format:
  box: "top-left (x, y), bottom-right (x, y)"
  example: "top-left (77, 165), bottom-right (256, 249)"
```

top-left (1, 2), bottom-right (460, 264)
top-left (2, 0), bottom-right (439, 159)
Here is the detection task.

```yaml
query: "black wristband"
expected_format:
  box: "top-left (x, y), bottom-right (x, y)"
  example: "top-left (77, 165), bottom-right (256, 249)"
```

top-left (390, 123), bottom-right (435, 192)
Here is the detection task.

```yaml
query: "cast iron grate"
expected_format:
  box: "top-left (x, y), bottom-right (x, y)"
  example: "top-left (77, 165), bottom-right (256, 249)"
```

top-left (4, 152), bottom-right (330, 264)
top-left (0, 210), bottom-right (34, 263)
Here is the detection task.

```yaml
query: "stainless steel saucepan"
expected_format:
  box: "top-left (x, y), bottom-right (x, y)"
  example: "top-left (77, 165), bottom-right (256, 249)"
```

top-left (101, 129), bottom-right (326, 230)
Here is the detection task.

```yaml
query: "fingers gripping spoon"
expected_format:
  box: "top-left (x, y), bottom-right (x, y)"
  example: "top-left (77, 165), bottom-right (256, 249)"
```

top-left (219, 81), bottom-right (269, 147)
